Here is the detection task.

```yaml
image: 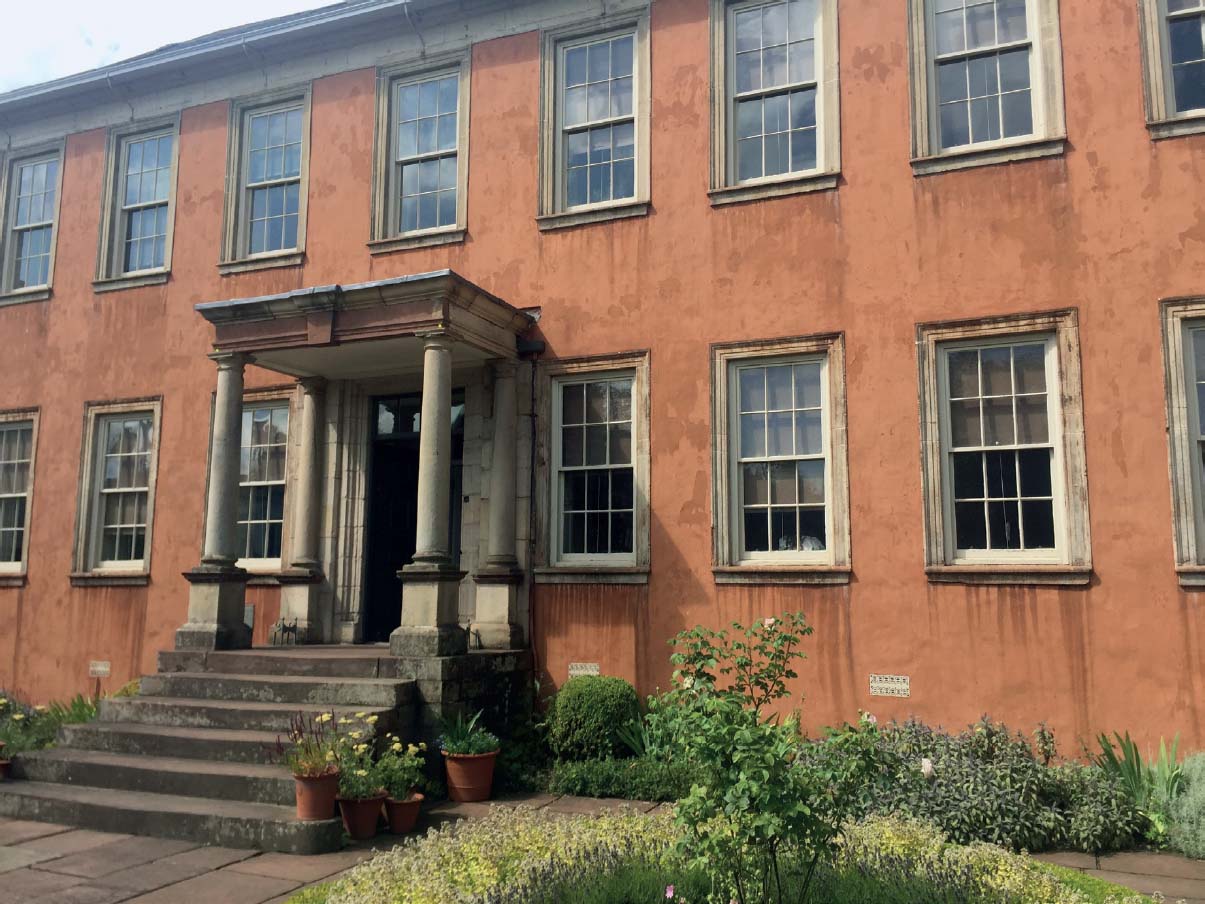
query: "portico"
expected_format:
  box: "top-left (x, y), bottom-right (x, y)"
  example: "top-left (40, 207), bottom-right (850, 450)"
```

top-left (175, 271), bottom-right (538, 658)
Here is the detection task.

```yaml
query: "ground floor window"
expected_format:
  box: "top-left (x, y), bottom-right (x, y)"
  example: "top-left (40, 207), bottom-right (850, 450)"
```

top-left (237, 403), bottom-right (289, 563)
top-left (0, 416), bottom-right (34, 569)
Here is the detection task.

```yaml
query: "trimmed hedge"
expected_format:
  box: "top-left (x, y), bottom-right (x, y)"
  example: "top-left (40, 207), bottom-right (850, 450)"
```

top-left (548, 757), bottom-right (697, 802)
top-left (1170, 752), bottom-right (1205, 859)
top-left (547, 676), bottom-right (640, 761)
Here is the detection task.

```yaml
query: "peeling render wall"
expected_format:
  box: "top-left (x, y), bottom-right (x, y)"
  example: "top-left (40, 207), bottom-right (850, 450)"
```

top-left (0, 0), bottom-right (1202, 749)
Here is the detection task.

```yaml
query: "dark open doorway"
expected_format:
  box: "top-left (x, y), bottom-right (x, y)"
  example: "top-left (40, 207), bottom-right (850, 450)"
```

top-left (362, 391), bottom-right (465, 644)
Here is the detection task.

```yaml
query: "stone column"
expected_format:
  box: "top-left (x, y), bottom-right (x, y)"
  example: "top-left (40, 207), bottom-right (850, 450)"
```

top-left (472, 361), bottom-right (524, 649)
top-left (391, 336), bottom-right (467, 658)
top-left (177, 352), bottom-right (252, 650)
top-left (279, 377), bottom-right (326, 643)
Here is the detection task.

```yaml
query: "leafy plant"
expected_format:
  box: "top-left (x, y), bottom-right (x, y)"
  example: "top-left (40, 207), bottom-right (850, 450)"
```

top-left (336, 718), bottom-right (385, 799)
top-left (1169, 752), bottom-right (1205, 859)
top-left (377, 733), bottom-right (427, 800)
top-left (547, 675), bottom-right (640, 761)
top-left (0, 692), bottom-right (99, 754)
top-left (1094, 731), bottom-right (1183, 842)
top-left (272, 711), bottom-right (339, 779)
top-left (494, 676), bottom-right (551, 793)
top-left (439, 709), bottom-right (500, 756)
top-left (548, 756), bottom-right (698, 802)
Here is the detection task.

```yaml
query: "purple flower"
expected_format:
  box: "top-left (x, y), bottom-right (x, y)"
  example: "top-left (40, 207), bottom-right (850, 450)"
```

top-left (665, 885), bottom-right (675, 899)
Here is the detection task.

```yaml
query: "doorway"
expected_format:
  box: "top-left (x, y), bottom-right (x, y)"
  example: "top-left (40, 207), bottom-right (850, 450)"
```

top-left (362, 391), bottom-right (465, 644)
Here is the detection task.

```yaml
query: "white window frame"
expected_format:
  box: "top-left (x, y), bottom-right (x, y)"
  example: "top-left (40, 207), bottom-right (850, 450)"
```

top-left (936, 335), bottom-right (1065, 565)
top-left (0, 141), bottom-right (65, 305)
top-left (95, 118), bottom-right (180, 291)
top-left (220, 87), bottom-right (312, 274)
top-left (0, 409), bottom-right (38, 583)
top-left (907, 0), bottom-right (1066, 176)
top-left (370, 53), bottom-right (471, 254)
top-left (72, 399), bottom-right (163, 581)
top-left (236, 396), bottom-right (295, 574)
top-left (535, 352), bottom-right (651, 583)
top-left (1159, 297), bottom-right (1205, 587)
top-left (709, 0), bottom-right (841, 206)
top-left (917, 310), bottom-right (1090, 584)
top-left (538, 12), bottom-right (652, 232)
top-left (711, 334), bottom-right (850, 584)
top-left (1139, 0), bottom-right (1205, 139)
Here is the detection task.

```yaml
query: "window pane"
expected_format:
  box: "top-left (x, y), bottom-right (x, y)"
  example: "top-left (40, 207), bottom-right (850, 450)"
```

top-left (744, 509), bottom-right (770, 552)
top-left (955, 501), bottom-right (988, 549)
top-left (988, 500), bottom-right (1022, 549)
top-left (743, 462), bottom-right (769, 506)
top-left (1021, 500), bottom-right (1055, 548)
top-left (949, 399), bottom-right (982, 447)
top-left (984, 450), bottom-right (1018, 498)
top-left (953, 452), bottom-right (984, 499)
top-left (799, 508), bottom-right (826, 550)
top-left (1018, 448), bottom-right (1052, 497)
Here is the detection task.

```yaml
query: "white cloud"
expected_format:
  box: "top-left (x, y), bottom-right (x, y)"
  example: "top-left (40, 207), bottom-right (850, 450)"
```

top-left (0, 0), bottom-right (337, 93)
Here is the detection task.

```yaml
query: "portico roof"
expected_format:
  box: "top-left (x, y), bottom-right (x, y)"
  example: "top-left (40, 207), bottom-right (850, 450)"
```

top-left (195, 270), bottom-right (538, 380)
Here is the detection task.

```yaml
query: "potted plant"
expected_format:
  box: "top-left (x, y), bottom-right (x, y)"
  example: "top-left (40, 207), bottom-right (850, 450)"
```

top-left (378, 733), bottom-right (427, 834)
top-left (274, 712), bottom-right (340, 821)
top-left (335, 726), bottom-right (386, 840)
top-left (0, 739), bottom-right (9, 782)
top-left (439, 710), bottom-right (501, 803)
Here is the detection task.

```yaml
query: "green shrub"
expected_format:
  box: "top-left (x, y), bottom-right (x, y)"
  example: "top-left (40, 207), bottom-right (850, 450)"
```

top-left (0, 692), bottom-right (98, 755)
top-left (547, 676), bottom-right (640, 761)
top-left (1094, 731), bottom-right (1184, 843)
top-left (286, 885), bottom-right (331, 904)
top-left (857, 718), bottom-right (1142, 854)
top-left (548, 756), bottom-right (697, 802)
top-left (531, 863), bottom-right (711, 904)
top-left (1170, 752), bottom-right (1205, 859)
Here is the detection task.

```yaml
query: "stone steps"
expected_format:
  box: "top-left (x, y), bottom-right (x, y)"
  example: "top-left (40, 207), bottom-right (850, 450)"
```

top-left (14, 748), bottom-right (298, 805)
top-left (99, 696), bottom-right (401, 734)
top-left (159, 647), bottom-right (404, 679)
top-left (0, 781), bottom-right (342, 855)
top-left (139, 672), bottom-right (413, 708)
top-left (59, 721), bottom-right (284, 764)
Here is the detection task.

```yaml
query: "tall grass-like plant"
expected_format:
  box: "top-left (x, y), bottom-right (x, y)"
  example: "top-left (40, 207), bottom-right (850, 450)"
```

top-left (1094, 731), bottom-right (1183, 841)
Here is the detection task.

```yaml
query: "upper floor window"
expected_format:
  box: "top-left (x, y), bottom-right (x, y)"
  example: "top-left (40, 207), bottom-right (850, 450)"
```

top-left (917, 311), bottom-right (1090, 585)
top-left (371, 57), bottom-right (470, 252)
top-left (1139, 0), bottom-right (1205, 137)
top-left (221, 89), bottom-right (310, 271)
top-left (1, 147), bottom-right (62, 299)
top-left (907, 0), bottom-right (1066, 174)
top-left (96, 122), bottom-right (178, 289)
top-left (238, 403), bottom-right (289, 564)
top-left (710, 0), bottom-right (841, 204)
top-left (0, 413), bottom-right (36, 576)
top-left (539, 15), bottom-right (651, 230)
top-left (711, 335), bottom-right (851, 583)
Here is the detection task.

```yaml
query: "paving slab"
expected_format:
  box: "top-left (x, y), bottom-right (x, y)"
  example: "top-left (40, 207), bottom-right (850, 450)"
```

top-left (424, 800), bottom-right (493, 821)
top-left (93, 846), bottom-right (258, 895)
top-left (1090, 868), bottom-right (1205, 902)
top-left (13, 829), bottom-right (132, 858)
top-left (0, 845), bottom-right (58, 873)
top-left (224, 847), bottom-right (379, 884)
top-left (5, 867), bottom-right (88, 903)
top-left (544, 795), bottom-right (659, 815)
top-left (1034, 851), bottom-right (1098, 870)
top-left (1098, 851), bottom-right (1205, 881)
top-left (493, 792), bottom-right (560, 809)
top-left (0, 817), bottom-right (74, 845)
top-left (39, 836), bottom-right (197, 878)
top-left (31, 884), bottom-right (132, 904)
top-left (123, 869), bottom-right (301, 904)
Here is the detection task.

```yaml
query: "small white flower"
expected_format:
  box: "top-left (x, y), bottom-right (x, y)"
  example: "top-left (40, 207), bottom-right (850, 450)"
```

top-left (763, 617), bottom-right (777, 628)
top-left (921, 757), bottom-right (935, 781)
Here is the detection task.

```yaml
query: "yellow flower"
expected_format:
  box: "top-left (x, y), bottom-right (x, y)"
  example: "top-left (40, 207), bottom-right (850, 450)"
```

top-left (355, 743), bottom-right (369, 753)
top-left (34, 705), bottom-right (47, 712)
top-left (315, 713), bottom-right (332, 724)
top-left (355, 712), bottom-right (367, 719)
top-left (349, 731), bottom-right (362, 740)
top-left (337, 718), bottom-right (351, 725)
top-left (325, 751), bottom-right (336, 761)
top-left (366, 715), bottom-right (379, 725)
top-left (11, 713), bottom-right (24, 721)
top-left (407, 744), bottom-right (419, 755)
top-left (0, 698), bottom-right (7, 705)
top-left (391, 742), bottom-right (403, 752)
top-left (355, 769), bottom-right (368, 777)
top-left (419, 742), bottom-right (428, 752)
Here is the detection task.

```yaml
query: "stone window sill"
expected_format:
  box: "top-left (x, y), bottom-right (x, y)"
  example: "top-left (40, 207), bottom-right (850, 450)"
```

top-left (0, 574), bottom-right (27, 588)
top-left (925, 564), bottom-right (1091, 587)
top-left (537, 200), bottom-right (649, 233)
top-left (0, 287), bottom-right (51, 307)
top-left (709, 172), bottom-right (839, 207)
top-left (93, 271), bottom-right (170, 293)
top-left (369, 228), bottom-right (466, 254)
top-left (1176, 566), bottom-right (1205, 589)
top-left (70, 571), bottom-right (150, 587)
top-left (714, 566), bottom-right (851, 586)
top-left (218, 251), bottom-right (305, 276)
top-left (911, 136), bottom-right (1066, 177)
top-left (533, 567), bottom-right (649, 585)
top-left (1149, 113), bottom-right (1205, 141)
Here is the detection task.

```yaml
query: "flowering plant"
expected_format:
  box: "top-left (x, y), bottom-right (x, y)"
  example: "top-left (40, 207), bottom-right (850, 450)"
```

top-left (337, 714), bottom-right (386, 799)
top-left (378, 733), bottom-right (427, 801)
top-left (274, 711), bottom-right (339, 779)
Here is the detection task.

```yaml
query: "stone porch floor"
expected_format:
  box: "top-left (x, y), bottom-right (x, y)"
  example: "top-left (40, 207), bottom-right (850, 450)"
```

top-left (0, 796), bottom-right (1196, 904)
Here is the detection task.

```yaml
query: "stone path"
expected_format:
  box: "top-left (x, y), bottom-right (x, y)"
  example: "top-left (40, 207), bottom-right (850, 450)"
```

top-left (1036, 850), bottom-right (1205, 903)
top-left (3, 796), bottom-right (1196, 904)
top-left (0, 793), bottom-right (657, 904)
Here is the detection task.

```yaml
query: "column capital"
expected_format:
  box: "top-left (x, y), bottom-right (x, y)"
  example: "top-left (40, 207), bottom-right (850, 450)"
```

top-left (417, 333), bottom-right (455, 353)
top-left (208, 351), bottom-right (250, 370)
top-left (297, 375), bottom-right (327, 395)
top-left (491, 359), bottom-right (519, 379)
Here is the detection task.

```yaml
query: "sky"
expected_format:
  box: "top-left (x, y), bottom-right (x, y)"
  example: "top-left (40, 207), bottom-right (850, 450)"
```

top-left (0, 0), bottom-right (339, 93)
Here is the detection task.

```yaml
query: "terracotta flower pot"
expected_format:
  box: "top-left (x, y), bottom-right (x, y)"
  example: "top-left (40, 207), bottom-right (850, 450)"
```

top-left (385, 792), bottom-right (424, 834)
top-left (0, 759), bottom-right (10, 782)
top-left (294, 772), bottom-right (339, 821)
top-left (338, 793), bottom-right (386, 841)
top-left (443, 751), bottom-right (498, 802)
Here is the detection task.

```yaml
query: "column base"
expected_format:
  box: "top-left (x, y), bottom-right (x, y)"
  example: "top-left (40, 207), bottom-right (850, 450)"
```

top-left (471, 568), bottom-right (524, 650)
top-left (278, 571), bottom-right (324, 644)
top-left (394, 565), bottom-right (467, 657)
top-left (176, 567), bottom-right (252, 651)
top-left (389, 624), bottom-right (468, 658)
